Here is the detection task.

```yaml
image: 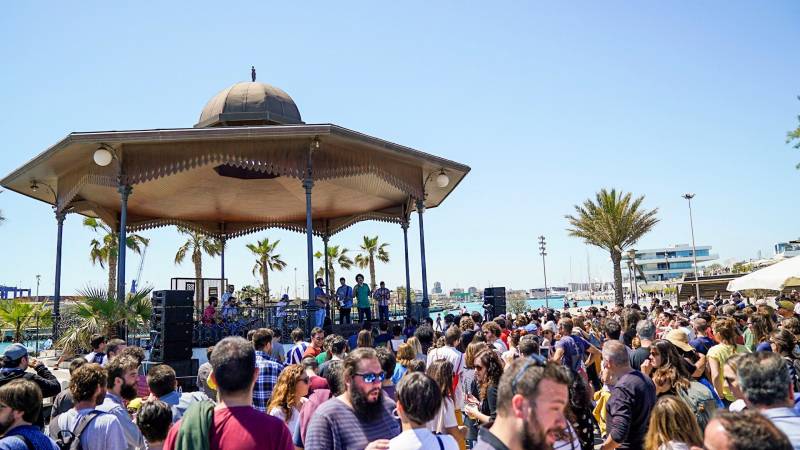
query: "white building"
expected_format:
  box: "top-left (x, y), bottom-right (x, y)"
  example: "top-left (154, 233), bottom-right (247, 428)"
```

top-left (622, 244), bottom-right (718, 282)
top-left (775, 240), bottom-right (800, 258)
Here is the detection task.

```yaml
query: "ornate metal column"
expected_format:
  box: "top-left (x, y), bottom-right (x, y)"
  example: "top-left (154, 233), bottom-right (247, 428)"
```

top-left (117, 185), bottom-right (132, 304)
top-left (220, 223), bottom-right (226, 290)
top-left (416, 198), bottom-right (429, 311)
top-left (53, 211), bottom-right (66, 338)
top-left (303, 141), bottom-right (317, 303)
top-left (323, 233), bottom-right (330, 319)
top-left (401, 216), bottom-right (412, 318)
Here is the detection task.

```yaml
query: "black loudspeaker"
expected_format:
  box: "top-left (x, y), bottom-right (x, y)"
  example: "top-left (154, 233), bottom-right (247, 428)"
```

top-left (483, 287), bottom-right (507, 318)
top-left (152, 290), bottom-right (194, 308)
top-left (151, 290), bottom-right (193, 362)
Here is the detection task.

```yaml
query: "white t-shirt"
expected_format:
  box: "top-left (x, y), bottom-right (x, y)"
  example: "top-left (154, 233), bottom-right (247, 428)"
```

top-left (389, 428), bottom-right (458, 450)
top-left (426, 346), bottom-right (465, 408)
top-left (426, 397), bottom-right (457, 434)
top-left (269, 404), bottom-right (303, 436)
top-left (390, 338), bottom-right (405, 352)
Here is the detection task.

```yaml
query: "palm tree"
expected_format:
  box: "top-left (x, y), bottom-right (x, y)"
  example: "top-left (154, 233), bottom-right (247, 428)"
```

top-left (0, 299), bottom-right (51, 343)
top-left (84, 217), bottom-right (149, 296)
top-left (566, 188), bottom-right (659, 305)
top-left (245, 238), bottom-right (287, 300)
top-left (354, 236), bottom-right (390, 291)
top-left (315, 245), bottom-right (354, 291)
top-left (175, 227), bottom-right (221, 310)
top-left (57, 286), bottom-right (152, 355)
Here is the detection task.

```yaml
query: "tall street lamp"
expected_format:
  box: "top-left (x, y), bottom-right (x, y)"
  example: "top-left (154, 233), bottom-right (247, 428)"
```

top-left (682, 193), bottom-right (702, 300)
top-left (538, 236), bottom-right (549, 308)
top-left (627, 248), bottom-right (638, 304)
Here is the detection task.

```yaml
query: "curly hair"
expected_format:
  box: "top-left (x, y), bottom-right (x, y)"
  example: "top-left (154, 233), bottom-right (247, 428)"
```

top-left (267, 364), bottom-right (306, 422)
top-left (459, 316), bottom-right (475, 332)
top-left (712, 317), bottom-right (738, 344)
top-left (465, 342), bottom-right (489, 369)
top-left (70, 363), bottom-right (107, 402)
top-left (475, 349), bottom-right (503, 401)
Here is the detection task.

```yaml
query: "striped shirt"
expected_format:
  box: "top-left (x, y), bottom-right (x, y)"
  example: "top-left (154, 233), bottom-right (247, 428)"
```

top-left (286, 342), bottom-right (309, 365)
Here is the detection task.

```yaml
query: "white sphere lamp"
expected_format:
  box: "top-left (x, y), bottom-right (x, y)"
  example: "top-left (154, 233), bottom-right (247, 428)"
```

top-left (93, 148), bottom-right (113, 166)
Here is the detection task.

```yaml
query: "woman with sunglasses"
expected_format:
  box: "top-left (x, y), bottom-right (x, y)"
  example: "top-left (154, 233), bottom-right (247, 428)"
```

top-left (463, 349), bottom-right (503, 427)
top-left (268, 364), bottom-right (309, 434)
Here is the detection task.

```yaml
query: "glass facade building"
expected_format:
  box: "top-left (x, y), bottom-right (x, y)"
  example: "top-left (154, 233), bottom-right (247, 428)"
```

top-left (621, 244), bottom-right (717, 282)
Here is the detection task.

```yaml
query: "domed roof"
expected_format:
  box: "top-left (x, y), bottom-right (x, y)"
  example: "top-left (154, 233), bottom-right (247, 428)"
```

top-left (195, 81), bottom-right (303, 128)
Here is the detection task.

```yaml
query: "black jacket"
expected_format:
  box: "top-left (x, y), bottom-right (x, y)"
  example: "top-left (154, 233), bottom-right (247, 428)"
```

top-left (0, 365), bottom-right (62, 427)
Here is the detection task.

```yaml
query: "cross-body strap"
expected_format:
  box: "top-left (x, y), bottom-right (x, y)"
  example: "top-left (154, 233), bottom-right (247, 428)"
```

top-left (71, 410), bottom-right (104, 444)
top-left (13, 434), bottom-right (34, 450)
top-left (435, 434), bottom-right (444, 450)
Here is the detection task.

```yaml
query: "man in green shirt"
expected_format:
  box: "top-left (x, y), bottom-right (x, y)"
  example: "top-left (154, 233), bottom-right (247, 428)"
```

top-left (354, 274), bottom-right (372, 323)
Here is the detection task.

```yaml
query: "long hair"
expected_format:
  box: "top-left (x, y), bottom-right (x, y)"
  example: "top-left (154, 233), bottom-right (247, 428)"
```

top-left (427, 359), bottom-right (454, 399)
top-left (267, 364), bottom-right (304, 422)
top-left (396, 343), bottom-right (417, 370)
top-left (406, 336), bottom-right (423, 356)
top-left (643, 395), bottom-right (703, 450)
top-left (465, 342), bottom-right (488, 370)
top-left (357, 329), bottom-right (373, 348)
top-left (475, 349), bottom-right (503, 401)
top-left (749, 313), bottom-right (773, 345)
top-left (650, 340), bottom-right (692, 392)
top-left (713, 317), bottom-right (738, 345)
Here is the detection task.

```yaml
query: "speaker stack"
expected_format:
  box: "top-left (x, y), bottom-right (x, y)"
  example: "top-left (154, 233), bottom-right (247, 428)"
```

top-left (150, 290), bottom-right (197, 390)
top-left (483, 287), bottom-right (507, 318)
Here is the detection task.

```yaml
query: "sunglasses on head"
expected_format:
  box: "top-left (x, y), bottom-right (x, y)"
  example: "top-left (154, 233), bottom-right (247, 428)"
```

top-left (511, 354), bottom-right (547, 395)
top-left (355, 371), bottom-right (386, 384)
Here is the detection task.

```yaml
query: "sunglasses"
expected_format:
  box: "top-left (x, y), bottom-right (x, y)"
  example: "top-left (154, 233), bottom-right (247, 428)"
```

top-left (511, 354), bottom-right (547, 394)
top-left (355, 372), bottom-right (386, 384)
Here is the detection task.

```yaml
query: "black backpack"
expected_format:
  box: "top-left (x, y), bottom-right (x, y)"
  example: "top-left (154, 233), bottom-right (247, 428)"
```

top-left (48, 410), bottom-right (103, 450)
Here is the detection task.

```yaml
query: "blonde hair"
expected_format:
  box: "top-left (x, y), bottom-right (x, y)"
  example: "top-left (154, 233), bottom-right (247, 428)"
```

top-left (643, 395), bottom-right (703, 450)
top-left (406, 336), bottom-right (423, 356)
top-left (396, 343), bottom-right (416, 370)
top-left (266, 364), bottom-right (305, 422)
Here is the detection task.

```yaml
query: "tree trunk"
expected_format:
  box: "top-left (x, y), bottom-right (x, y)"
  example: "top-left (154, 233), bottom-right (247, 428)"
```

top-left (108, 253), bottom-right (117, 298)
top-left (611, 250), bottom-right (624, 306)
top-left (262, 258), bottom-right (270, 300)
top-left (369, 257), bottom-right (376, 291)
top-left (193, 249), bottom-right (203, 312)
top-left (328, 265), bottom-right (335, 296)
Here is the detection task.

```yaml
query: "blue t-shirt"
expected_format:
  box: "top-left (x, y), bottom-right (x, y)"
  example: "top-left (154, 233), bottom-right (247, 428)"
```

top-left (756, 341), bottom-right (772, 352)
top-left (690, 336), bottom-right (716, 355)
top-left (555, 336), bottom-right (581, 374)
top-left (0, 425), bottom-right (58, 450)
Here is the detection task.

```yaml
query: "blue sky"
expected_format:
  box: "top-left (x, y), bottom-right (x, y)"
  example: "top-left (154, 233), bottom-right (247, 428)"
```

top-left (1, 2), bottom-right (799, 297)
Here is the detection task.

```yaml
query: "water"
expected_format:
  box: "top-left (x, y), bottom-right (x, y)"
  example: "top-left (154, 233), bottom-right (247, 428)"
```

top-left (0, 340), bottom-right (51, 354)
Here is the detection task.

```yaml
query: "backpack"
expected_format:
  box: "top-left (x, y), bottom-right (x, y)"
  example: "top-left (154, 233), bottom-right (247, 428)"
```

top-left (677, 380), bottom-right (717, 431)
top-left (49, 410), bottom-right (103, 450)
top-left (786, 356), bottom-right (800, 394)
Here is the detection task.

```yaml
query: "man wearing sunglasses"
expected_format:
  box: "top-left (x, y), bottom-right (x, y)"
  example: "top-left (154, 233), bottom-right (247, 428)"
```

top-left (473, 355), bottom-right (570, 450)
top-left (305, 348), bottom-right (400, 449)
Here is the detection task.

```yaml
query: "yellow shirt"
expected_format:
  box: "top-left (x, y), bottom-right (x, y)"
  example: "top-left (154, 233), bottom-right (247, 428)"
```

top-left (707, 343), bottom-right (749, 402)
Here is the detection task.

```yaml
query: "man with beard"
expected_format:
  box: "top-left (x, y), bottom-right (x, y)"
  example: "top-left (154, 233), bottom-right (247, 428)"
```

top-left (305, 347), bottom-right (401, 449)
top-left (0, 344), bottom-right (61, 429)
top-left (473, 356), bottom-right (571, 450)
top-left (0, 380), bottom-right (59, 450)
top-left (97, 356), bottom-right (144, 450)
top-left (49, 363), bottom-right (126, 450)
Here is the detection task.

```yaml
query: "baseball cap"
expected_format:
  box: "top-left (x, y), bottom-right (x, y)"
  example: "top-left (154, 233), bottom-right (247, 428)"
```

top-left (778, 300), bottom-right (794, 311)
top-left (3, 343), bottom-right (28, 361)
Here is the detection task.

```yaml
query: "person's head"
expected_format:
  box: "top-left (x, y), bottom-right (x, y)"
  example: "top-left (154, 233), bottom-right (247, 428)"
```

top-left (413, 325), bottom-right (434, 351)
top-left (267, 364), bottom-right (309, 422)
top-left (636, 319), bottom-right (656, 342)
top-left (406, 337), bottom-right (423, 356)
top-left (0, 379), bottom-right (42, 432)
top-left (395, 372), bottom-right (441, 426)
top-left (291, 328), bottom-right (304, 343)
top-left (300, 357), bottom-right (319, 375)
top-left (781, 317), bottom-right (800, 336)
top-left (379, 281), bottom-right (385, 288)
top-left (495, 317), bottom-right (507, 330)
top-left (471, 311), bottom-right (483, 326)
top-left (692, 317), bottom-right (709, 334)
top-left (392, 324), bottom-right (403, 338)
top-left (136, 400), bottom-right (172, 445)
top-left (747, 313), bottom-right (773, 343)
top-left (474, 349), bottom-right (504, 397)
top-left (704, 410), bottom-right (792, 450)
top-left (330, 336), bottom-right (348, 357)
top-left (105, 338), bottom-right (127, 361)
top-left (68, 357), bottom-right (87, 375)
top-left (481, 321), bottom-right (501, 342)
top-left (310, 327), bottom-right (325, 349)
top-left (356, 329), bottom-right (373, 348)
top-left (147, 364), bottom-right (177, 398)
top-left (70, 363), bottom-right (107, 406)
top-left (601, 340), bottom-right (630, 374)
top-left (118, 346), bottom-right (146, 365)
top-left (375, 347), bottom-right (396, 385)
top-left (105, 355), bottom-right (140, 401)
top-left (90, 334), bottom-right (107, 352)
top-left (252, 328), bottom-right (273, 352)
top-left (604, 319), bottom-right (622, 340)
top-left (495, 356), bottom-right (571, 447)
top-left (777, 300), bottom-right (795, 318)
top-left (1, 344), bottom-right (28, 370)
top-left (205, 345), bottom-right (215, 362)
top-left (713, 317), bottom-right (738, 344)
top-left (723, 354), bottom-right (746, 402)
top-left (426, 359), bottom-right (454, 399)
top-left (644, 395), bottom-right (703, 450)
top-left (355, 274), bottom-right (364, 284)
top-left (323, 360), bottom-right (345, 396)
top-left (316, 277), bottom-right (324, 287)
top-left (342, 348), bottom-right (385, 421)
top-left (737, 351), bottom-right (793, 409)
top-left (444, 325), bottom-right (462, 348)
top-left (769, 329), bottom-right (795, 356)
top-left (518, 335), bottom-right (539, 357)
top-left (339, 277), bottom-right (346, 286)
top-left (209, 297), bottom-right (218, 307)
top-left (557, 318), bottom-right (573, 335)
top-left (210, 336), bottom-right (257, 396)
top-left (396, 343), bottom-right (415, 366)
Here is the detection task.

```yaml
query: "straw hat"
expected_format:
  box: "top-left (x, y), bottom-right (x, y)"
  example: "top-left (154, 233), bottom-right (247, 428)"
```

top-left (664, 329), bottom-right (694, 353)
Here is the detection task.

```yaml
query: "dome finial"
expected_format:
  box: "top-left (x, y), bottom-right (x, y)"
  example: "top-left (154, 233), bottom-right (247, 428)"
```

top-left (251, 66), bottom-right (256, 82)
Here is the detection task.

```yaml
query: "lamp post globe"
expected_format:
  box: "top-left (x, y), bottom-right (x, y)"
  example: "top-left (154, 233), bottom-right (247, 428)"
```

top-left (93, 148), bottom-right (113, 166)
top-left (436, 172), bottom-right (450, 188)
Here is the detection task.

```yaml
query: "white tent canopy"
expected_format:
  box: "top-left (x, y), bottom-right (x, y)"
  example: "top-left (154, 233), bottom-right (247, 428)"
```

top-left (727, 256), bottom-right (800, 292)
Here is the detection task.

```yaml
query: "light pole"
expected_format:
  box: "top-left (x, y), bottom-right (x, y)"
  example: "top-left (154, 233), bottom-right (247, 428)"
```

top-left (294, 267), bottom-right (297, 299)
top-left (682, 193), bottom-right (702, 301)
top-left (538, 236), bottom-right (549, 308)
top-left (35, 275), bottom-right (40, 353)
top-left (627, 248), bottom-right (638, 304)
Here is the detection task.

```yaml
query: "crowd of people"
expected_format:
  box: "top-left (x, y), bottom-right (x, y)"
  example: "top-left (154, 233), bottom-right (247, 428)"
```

top-left (0, 291), bottom-right (799, 449)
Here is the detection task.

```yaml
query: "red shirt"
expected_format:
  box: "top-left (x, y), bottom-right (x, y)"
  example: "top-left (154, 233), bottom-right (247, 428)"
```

top-left (164, 406), bottom-right (293, 450)
top-left (500, 329), bottom-right (510, 348)
top-left (302, 345), bottom-right (322, 358)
